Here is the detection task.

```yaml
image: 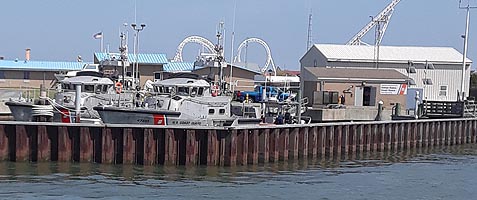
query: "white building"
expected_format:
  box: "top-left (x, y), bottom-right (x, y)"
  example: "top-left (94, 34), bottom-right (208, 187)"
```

top-left (300, 44), bottom-right (472, 103)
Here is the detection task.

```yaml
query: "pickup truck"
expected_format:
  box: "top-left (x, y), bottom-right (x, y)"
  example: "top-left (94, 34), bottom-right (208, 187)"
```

top-left (234, 86), bottom-right (291, 103)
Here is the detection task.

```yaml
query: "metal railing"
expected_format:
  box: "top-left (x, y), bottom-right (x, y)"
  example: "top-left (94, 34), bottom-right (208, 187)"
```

top-left (0, 87), bottom-right (56, 102)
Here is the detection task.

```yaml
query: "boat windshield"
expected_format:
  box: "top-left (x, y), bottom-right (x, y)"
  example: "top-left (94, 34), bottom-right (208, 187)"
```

top-left (61, 83), bottom-right (73, 90)
top-left (84, 84), bottom-right (95, 93)
top-left (154, 86), bottom-right (173, 94)
top-left (94, 85), bottom-right (109, 94)
top-left (177, 87), bottom-right (190, 96)
top-left (198, 87), bottom-right (204, 96)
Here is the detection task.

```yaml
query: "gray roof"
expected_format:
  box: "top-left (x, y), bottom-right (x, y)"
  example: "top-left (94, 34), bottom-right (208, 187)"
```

top-left (304, 67), bottom-right (409, 82)
top-left (313, 44), bottom-right (471, 64)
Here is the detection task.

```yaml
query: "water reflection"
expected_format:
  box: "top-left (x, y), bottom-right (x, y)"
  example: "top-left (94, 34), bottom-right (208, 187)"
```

top-left (0, 144), bottom-right (476, 199)
top-left (0, 144), bottom-right (476, 180)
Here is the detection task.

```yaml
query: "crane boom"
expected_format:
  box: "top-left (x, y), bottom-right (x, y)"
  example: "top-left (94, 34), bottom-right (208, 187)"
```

top-left (347, 0), bottom-right (401, 45)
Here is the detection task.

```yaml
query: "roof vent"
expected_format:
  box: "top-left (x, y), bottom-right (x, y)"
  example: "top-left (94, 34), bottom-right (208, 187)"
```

top-left (0, 56), bottom-right (4, 60)
top-left (14, 58), bottom-right (18, 62)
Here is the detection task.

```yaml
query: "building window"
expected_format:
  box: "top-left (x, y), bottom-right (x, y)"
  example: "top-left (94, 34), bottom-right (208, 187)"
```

top-left (0, 71), bottom-right (5, 79)
top-left (23, 71), bottom-right (30, 81)
top-left (439, 85), bottom-right (448, 96)
top-left (423, 78), bottom-right (433, 85)
top-left (219, 109), bottom-right (226, 115)
top-left (154, 72), bottom-right (161, 80)
top-left (208, 109), bottom-right (215, 115)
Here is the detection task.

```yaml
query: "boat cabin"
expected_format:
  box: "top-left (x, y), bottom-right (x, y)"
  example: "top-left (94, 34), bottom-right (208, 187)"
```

top-left (60, 76), bottom-right (114, 94)
top-left (152, 78), bottom-right (211, 97)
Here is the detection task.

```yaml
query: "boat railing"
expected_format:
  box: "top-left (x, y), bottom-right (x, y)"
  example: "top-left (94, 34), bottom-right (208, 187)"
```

top-left (0, 86), bottom-right (56, 102)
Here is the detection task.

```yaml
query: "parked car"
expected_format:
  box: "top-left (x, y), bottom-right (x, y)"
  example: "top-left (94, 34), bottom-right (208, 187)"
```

top-left (234, 86), bottom-right (290, 103)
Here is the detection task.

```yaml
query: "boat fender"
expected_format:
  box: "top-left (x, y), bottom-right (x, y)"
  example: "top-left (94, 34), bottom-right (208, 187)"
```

top-left (212, 85), bottom-right (219, 97)
top-left (115, 82), bottom-right (123, 94)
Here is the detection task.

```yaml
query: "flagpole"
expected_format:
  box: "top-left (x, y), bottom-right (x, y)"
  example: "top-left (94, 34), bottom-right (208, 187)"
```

top-left (101, 33), bottom-right (104, 52)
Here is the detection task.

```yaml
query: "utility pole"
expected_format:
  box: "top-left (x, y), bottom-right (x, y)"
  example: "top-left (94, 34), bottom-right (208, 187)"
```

top-left (459, 0), bottom-right (476, 101)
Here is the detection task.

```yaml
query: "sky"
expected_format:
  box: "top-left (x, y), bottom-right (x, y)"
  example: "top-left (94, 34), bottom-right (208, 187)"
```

top-left (1, 0), bottom-right (477, 70)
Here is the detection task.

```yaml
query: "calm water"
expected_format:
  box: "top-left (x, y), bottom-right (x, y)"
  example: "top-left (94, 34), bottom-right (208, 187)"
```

top-left (1, 145), bottom-right (477, 200)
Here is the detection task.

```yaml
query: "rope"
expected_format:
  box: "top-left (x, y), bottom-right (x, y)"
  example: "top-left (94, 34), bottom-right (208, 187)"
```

top-left (43, 97), bottom-right (78, 118)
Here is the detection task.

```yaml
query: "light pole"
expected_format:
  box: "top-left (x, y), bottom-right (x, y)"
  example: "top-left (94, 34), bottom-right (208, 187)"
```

top-left (459, 1), bottom-right (476, 101)
top-left (267, 69), bottom-right (273, 100)
top-left (131, 23), bottom-right (146, 89)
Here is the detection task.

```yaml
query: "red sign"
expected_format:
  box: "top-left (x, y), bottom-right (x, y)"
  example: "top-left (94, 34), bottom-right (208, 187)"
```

top-left (399, 84), bottom-right (408, 95)
top-left (153, 114), bottom-right (166, 125)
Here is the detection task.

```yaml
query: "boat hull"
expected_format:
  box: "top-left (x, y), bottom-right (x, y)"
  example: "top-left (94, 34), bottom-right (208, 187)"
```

top-left (5, 101), bottom-right (34, 121)
top-left (94, 106), bottom-right (182, 125)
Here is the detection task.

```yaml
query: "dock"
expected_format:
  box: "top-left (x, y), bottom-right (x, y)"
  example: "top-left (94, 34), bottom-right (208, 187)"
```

top-left (0, 119), bottom-right (476, 166)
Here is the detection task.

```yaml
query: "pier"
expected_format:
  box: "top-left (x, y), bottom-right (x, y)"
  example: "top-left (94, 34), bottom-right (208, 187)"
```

top-left (0, 119), bottom-right (476, 166)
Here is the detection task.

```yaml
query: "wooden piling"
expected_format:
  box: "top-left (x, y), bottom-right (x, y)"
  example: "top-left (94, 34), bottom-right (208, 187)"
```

top-left (308, 127), bottom-right (318, 159)
top-left (342, 125), bottom-right (349, 155)
top-left (269, 128), bottom-right (279, 162)
top-left (224, 129), bottom-right (237, 166)
top-left (335, 125), bottom-right (342, 155)
top-left (364, 124), bottom-right (371, 152)
top-left (144, 128), bottom-right (157, 165)
top-left (0, 118), bottom-right (476, 167)
top-left (259, 129), bottom-right (270, 163)
top-left (58, 126), bottom-right (72, 162)
top-left (358, 125), bottom-right (364, 154)
top-left (15, 125), bottom-right (29, 162)
top-left (279, 128), bottom-right (289, 161)
top-left (237, 129), bottom-right (248, 165)
top-left (298, 127), bottom-right (308, 159)
top-left (327, 126), bottom-right (334, 157)
top-left (207, 129), bottom-right (219, 166)
top-left (79, 127), bottom-right (93, 162)
top-left (350, 125), bottom-right (357, 155)
top-left (0, 125), bottom-right (7, 161)
top-left (289, 128), bottom-right (299, 160)
top-left (101, 127), bottom-right (114, 164)
top-left (318, 126), bottom-right (326, 158)
top-left (378, 124), bottom-right (385, 152)
top-left (371, 124), bottom-right (378, 152)
top-left (164, 129), bottom-right (177, 165)
top-left (470, 120), bottom-right (477, 144)
top-left (123, 128), bottom-right (134, 164)
top-left (248, 130), bottom-right (259, 165)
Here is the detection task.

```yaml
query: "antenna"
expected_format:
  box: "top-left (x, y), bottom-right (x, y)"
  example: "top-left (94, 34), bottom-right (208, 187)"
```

top-left (229, 0), bottom-right (238, 92)
top-left (134, 0), bottom-right (137, 24)
top-left (306, 9), bottom-right (313, 50)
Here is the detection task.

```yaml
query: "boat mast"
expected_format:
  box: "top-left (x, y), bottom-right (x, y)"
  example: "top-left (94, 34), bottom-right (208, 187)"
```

top-left (215, 22), bottom-right (225, 93)
top-left (119, 27), bottom-right (129, 86)
top-left (229, 0), bottom-right (238, 93)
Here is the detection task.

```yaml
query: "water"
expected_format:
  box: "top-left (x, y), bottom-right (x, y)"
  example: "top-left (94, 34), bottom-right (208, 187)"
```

top-left (1, 145), bottom-right (477, 200)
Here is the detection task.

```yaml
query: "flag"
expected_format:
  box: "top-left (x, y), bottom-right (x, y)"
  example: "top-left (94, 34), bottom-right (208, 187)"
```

top-left (93, 32), bottom-right (103, 39)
